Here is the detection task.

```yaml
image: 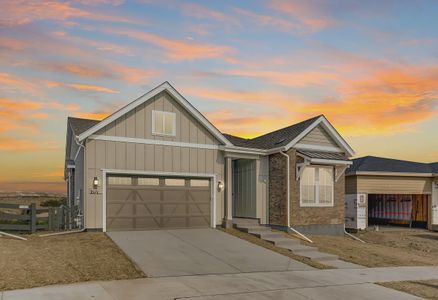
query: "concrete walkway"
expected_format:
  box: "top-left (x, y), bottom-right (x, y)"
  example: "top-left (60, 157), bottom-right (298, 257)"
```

top-left (107, 229), bottom-right (312, 277)
top-left (3, 266), bottom-right (438, 299)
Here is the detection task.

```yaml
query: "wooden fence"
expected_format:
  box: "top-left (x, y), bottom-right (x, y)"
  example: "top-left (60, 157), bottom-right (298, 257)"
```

top-left (0, 203), bottom-right (80, 233)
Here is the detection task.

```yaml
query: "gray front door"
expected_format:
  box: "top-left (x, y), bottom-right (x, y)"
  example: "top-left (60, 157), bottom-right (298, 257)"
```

top-left (106, 175), bottom-right (211, 231)
top-left (233, 159), bottom-right (257, 218)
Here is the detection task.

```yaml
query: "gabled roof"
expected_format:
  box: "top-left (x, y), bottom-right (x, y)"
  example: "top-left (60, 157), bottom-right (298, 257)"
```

top-left (68, 117), bottom-right (100, 136)
top-left (347, 156), bottom-right (438, 175)
top-left (224, 115), bottom-right (355, 156)
top-left (298, 150), bottom-right (347, 161)
top-left (224, 115), bottom-right (320, 150)
top-left (76, 82), bottom-right (232, 146)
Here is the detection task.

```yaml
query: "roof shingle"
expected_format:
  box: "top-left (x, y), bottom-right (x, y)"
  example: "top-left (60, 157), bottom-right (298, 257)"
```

top-left (68, 117), bottom-right (100, 136)
top-left (347, 156), bottom-right (438, 174)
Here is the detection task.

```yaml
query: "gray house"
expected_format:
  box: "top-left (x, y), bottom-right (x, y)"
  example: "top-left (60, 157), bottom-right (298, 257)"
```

top-left (65, 82), bottom-right (354, 234)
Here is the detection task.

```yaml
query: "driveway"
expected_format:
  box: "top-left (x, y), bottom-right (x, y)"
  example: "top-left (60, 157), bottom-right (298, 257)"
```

top-left (107, 228), bottom-right (312, 277)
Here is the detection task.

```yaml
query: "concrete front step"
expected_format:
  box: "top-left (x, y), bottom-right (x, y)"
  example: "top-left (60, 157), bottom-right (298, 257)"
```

top-left (236, 226), bottom-right (271, 233)
top-left (232, 218), bottom-right (260, 227)
top-left (296, 250), bottom-right (339, 262)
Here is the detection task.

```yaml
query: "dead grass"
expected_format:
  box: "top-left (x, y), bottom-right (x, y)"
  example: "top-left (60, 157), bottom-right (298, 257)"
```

top-left (301, 229), bottom-right (438, 267)
top-left (379, 280), bottom-right (438, 300)
top-left (222, 228), bottom-right (333, 270)
top-left (0, 232), bottom-right (144, 291)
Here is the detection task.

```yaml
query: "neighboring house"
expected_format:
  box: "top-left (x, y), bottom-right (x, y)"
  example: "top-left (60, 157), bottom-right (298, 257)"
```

top-left (64, 82), bottom-right (355, 235)
top-left (345, 156), bottom-right (438, 231)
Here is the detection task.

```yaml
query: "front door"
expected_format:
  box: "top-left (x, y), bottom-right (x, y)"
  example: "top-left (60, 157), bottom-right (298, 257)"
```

top-left (232, 159), bottom-right (256, 218)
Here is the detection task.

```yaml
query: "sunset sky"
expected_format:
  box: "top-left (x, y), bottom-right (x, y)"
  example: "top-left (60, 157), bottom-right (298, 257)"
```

top-left (0, 0), bottom-right (437, 192)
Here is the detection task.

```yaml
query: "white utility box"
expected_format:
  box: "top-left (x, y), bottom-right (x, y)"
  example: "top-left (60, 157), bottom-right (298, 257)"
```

top-left (345, 194), bottom-right (367, 230)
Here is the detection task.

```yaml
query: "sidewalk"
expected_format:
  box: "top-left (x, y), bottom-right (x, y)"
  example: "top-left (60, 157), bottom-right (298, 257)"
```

top-left (2, 266), bottom-right (438, 299)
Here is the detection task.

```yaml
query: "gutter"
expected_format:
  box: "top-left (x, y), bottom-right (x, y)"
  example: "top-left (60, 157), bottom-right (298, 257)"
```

top-left (279, 149), bottom-right (313, 244)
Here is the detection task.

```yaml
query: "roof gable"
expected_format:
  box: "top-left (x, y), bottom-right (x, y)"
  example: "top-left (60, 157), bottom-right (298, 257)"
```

top-left (77, 82), bottom-right (232, 146)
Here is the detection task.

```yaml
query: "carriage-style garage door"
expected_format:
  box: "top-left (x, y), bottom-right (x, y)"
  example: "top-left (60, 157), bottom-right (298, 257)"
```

top-left (106, 175), bottom-right (211, 231)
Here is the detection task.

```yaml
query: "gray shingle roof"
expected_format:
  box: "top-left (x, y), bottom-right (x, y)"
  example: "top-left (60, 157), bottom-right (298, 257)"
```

top-left (347, 156), bottom-right (438, 174)
top-left (298, 150), bottom-right (347, 161)
top-left (223, 115), bottom-right (322, 150)
top-left (68, 117), bottom-right (100, 136)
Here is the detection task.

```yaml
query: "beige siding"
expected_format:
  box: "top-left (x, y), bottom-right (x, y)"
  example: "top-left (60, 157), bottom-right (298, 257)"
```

top-left (352, 175), bottom-right (432, 195)
top-left (84, 91), bottom-right (225, 229)
top-left (299, 125), bottom-right (338, 147)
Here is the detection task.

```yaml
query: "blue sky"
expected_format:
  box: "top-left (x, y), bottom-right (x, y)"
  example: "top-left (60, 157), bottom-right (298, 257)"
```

top-left (0, 0), bottom-right (437, 192)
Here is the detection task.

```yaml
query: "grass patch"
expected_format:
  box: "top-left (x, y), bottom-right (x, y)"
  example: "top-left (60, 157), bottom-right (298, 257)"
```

top-left (0, 232), bottom-right (144, 291)
top-left (379, 280), bottom-right (438, 300)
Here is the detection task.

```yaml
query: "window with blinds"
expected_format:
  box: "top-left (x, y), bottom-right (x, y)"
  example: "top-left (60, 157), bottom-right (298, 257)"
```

top-left (300, 166), bottom-right (334, 207)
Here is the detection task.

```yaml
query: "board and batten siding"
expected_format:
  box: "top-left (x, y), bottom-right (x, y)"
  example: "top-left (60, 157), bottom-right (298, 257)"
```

top-left (349, 175), bottom-right (432, 195)
top-left (299, 125), bottom-right (338, 147)
top-left (83, 91), bottom-right (225, 229)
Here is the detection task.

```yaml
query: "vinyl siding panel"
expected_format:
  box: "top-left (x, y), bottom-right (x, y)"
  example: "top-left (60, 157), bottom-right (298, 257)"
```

top-left (299, 125), bottom-right (338, 147)
top-left (354, 175), bottom-right (432, 194)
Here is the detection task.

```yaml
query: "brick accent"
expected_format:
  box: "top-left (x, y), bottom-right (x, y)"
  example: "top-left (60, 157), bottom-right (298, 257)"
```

top-left (269, 149), bottom-right (346, 228)
top-left (269, 153), bottom-right (288, 226)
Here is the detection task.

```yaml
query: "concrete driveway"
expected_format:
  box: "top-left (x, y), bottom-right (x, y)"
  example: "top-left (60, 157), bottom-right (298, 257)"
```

top-left (107, 228), bottom-right (312, 277)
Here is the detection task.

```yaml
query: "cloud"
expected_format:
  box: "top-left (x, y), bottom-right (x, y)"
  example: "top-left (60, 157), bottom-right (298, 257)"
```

top-left (74, 111), bottom-right (110, 120)
top-left (111, 28), bottom-right (233, 61)
top-left (0, 72), bottom-right (37, 94)
top-left (46, 81), bottom-right (119, 93)
top-left (181, 3), bottom-right (239, 26)
top-left (268, 0), bottom-right (337, 32)
top-left (0, 137), bottom-right (60, 151)
top-left (233, 7), bottom-right (298, 32)
top-left (0, 0), bottom-right (135, 27)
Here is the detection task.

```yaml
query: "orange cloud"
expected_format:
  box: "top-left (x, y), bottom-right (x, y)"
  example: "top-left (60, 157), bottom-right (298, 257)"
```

top-left (233, 7), bottom-right (298, 32)
top-left (0, 0), bottom-right (135, 27)
top-left (0, 137), bottom-right (60, 152)
top-left (46, 81), bottom-right (118, 93)
top-left (111, 29), bottom-right (232, 61)
top-left (74, 111), bottom-right (109, 120)
top-left (0, 73), bottom-right (37, 94)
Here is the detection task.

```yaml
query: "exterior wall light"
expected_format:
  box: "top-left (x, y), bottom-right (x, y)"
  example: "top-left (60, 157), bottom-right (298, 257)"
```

top-left (92, 177), bottom-right (99, 189)
top-left (217, 180), bottom-right (224, 192)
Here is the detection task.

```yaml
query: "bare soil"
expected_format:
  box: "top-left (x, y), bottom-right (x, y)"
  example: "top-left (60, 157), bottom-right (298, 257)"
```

top-left (301, 229), bottom-right (438, 267)
top-left (379, 280), bottom-right (438, 300)
top-left (0, 232), bottom-right (144, 291)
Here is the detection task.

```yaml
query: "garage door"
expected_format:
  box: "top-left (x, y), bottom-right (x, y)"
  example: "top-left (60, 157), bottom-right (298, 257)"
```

top-left (106, 175), bottom-right (211, 231)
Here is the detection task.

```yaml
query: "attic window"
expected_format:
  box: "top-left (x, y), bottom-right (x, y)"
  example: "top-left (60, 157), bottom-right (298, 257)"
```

top-left (152, 110), bottom-right (176, 136)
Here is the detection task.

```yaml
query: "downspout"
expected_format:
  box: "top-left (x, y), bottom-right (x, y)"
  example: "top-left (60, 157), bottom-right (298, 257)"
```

top-left (279, 150), bottom-right (313, 243)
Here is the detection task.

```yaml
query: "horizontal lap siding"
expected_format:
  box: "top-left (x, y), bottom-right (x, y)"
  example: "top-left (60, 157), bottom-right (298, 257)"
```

top-left (84, 91), bottom-right (224, 229)
top-left (300, 125), bottom-right (338, 147)
top-left (355, 175), bottom-right (432, 194)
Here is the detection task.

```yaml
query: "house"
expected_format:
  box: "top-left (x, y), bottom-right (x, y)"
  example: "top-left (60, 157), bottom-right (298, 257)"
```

top-left (345, 156), bottom-right (438, 231)
top-left (64, 82), bottom-right (355, 235)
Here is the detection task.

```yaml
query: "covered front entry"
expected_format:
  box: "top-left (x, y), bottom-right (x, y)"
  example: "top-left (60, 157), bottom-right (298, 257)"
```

top-left (232, 159), bottom-right (257, 218)
top-left (106, 175), bottom-right (212, 231)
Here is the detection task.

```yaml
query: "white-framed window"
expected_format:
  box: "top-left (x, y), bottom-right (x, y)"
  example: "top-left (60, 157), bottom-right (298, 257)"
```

top-left (152, 110), bottom-right (176, 136)
top-left (300, 166), bottom-right (334, 207)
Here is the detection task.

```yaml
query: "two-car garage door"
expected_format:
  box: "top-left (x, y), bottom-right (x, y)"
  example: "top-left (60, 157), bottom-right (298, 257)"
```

top-left (106, 175), bottom-right (211, 231)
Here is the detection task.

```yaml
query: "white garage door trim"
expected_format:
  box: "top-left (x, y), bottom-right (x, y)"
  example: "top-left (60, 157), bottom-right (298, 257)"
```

top-left (101, 169), bottom-right (217, 232)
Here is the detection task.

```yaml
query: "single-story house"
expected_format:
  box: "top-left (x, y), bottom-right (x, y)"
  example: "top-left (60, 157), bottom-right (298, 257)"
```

top-left (65, 82), bottom-right (355, 235)
top-left (345, 156), bottom-right (438, 231)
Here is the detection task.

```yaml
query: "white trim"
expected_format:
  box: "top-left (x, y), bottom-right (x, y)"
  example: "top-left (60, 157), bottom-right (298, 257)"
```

top-left (347, 171), bottom-right (434, 177)
top-left (78, 82), bottom-right (232, 146)
top-left (299, 165), bottom-right (335, 207)
top-left (101, 169), bottom-right (217, 232)
top-left (152, 110), bottom-right (176, 137)
top-left (295, 143), bottom-right (343, 153)
top-left (284, 116), bottom-right (355, 156)
top-left (90, 135), bottom-right (220, 150)
top-left (309, 158), bottom-right (352, 166)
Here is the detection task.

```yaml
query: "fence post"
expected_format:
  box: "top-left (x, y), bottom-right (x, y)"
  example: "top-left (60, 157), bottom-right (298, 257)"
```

top-left (48, 207), bottom-right (54, 231)
top-left (30, 203), bottom-right (36, 233)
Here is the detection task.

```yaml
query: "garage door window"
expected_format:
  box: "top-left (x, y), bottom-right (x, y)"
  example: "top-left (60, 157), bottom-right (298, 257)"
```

top-left (300, 166), bottom-right (334, 207)
top-left (190, 179), bottom-right (210, 187)
top-left (108, 176), bottom-right (132, 185)
top-left (138, 177), bottom-right (159, 186)
top-left (165, 178), bottom-right (185, 186)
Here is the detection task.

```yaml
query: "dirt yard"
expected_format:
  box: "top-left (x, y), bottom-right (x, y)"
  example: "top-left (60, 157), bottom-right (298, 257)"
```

top-left (301, 229), bottom-right (438, 267)
top-left (379, 280), bottom-right (438, 300)
top-left (0, 232), bottom-right (144, 291)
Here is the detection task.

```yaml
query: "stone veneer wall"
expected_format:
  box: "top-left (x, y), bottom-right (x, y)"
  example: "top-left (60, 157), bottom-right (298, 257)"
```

top-left (269, 148), bottom-right (346, 233)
